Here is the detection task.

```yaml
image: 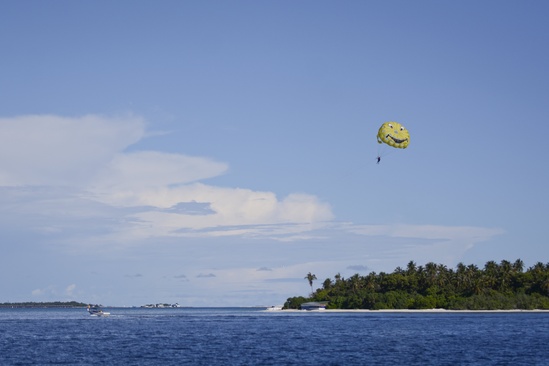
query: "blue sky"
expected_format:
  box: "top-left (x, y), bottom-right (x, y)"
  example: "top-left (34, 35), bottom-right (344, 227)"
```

top-left (1, 1), bottom-right (548, 306)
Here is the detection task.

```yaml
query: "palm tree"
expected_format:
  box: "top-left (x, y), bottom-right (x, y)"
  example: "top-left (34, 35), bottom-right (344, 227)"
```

top-left (406, 261), bottom-right (417, 276)
top-left (349, 274), bottom-right (362, 295)
top-left (405, 261), bottom-right (419, 291)
top-left (364, 272), bottom-right (377, 292)
top-left (499, 260), bottom-right (513, 292)
top-left (465, 264), bottom-right (481, 295)
top-left (305, 272), bottom-right (317, 295)
top-left (322, 278), bottom-right (333, 290)
top-left (455, 262), bottom-right (467, 294)
top-left (425, 262), bottom-right (438, 288)
top-left (437, 264), bottom-right (449, 287)
top-left (513, 259), bottom-right (524, 273)
top-left (483, 260), bottom-right (499, 290)
top-left (529, 262), bottom-right (548, 295)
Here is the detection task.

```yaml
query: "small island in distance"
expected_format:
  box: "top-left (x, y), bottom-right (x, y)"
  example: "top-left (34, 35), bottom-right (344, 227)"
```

top-left (286, 259), bottom-right (549, 310)
top-left (0, 301), bottom-right (88, 308)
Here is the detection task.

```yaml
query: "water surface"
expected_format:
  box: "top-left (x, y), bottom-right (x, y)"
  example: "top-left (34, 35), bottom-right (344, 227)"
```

top-left (1, 308), bottom-right (547, 365)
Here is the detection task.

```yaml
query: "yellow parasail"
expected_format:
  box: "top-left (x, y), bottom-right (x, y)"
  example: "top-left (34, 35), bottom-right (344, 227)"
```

top-left (377, 121), bottom-right (410, 149)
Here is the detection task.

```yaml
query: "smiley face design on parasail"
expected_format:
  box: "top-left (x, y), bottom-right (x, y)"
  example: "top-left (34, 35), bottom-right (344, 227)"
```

top-left (377, 121), bottom-right (410, 149)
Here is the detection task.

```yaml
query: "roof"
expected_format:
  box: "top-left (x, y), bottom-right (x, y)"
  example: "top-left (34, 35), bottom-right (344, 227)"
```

top-left (301, 302), bottom-right (328, 307)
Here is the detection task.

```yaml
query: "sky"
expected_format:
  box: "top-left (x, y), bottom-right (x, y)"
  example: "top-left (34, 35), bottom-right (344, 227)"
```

top-left (1, 1), bottom-right (548, 307)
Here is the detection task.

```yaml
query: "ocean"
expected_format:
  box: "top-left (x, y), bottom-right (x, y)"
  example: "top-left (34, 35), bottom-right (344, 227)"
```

top-left (1, 307), bottom-right (548, 365)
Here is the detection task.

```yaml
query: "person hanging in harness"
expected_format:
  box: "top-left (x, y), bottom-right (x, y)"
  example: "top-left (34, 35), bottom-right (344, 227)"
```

top-left (376, 156), bottom-right (381, 164)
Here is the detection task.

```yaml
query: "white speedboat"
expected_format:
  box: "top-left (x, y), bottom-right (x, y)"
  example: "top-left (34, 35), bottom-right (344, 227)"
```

top-left (87, 305), bottom-right (110, 317)
top-left (266, 305), bottom-right (283, 311)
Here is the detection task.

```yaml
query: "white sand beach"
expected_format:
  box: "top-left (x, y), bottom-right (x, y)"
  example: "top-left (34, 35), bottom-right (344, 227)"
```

top-left (275, 308), bottom-right (549, 313)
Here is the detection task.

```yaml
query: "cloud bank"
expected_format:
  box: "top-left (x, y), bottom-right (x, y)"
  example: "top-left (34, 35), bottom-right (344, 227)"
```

top-left (0, 114), bottom-right (334, 243)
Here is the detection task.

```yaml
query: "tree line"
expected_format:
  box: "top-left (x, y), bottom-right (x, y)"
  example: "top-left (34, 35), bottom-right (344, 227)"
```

top-left (0, 301), bottom-right (88, 308)
top-left (287, 260), bottom-right (549, 310)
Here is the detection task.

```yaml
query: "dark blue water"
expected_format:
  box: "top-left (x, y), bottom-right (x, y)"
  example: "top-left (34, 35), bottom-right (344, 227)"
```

top-left (1, 308), bottom-right (548, 365)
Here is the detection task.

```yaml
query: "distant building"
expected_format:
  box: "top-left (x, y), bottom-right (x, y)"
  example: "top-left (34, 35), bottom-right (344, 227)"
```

top-left (300, 302), bottom-right (328, 311)
top-left (141, 303), bottom-right (181, 308)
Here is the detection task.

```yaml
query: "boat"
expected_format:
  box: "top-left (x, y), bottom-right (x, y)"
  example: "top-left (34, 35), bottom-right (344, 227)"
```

top-left (87, 304), bottom-right (110, 317)
top-left (266, 305), bottom-right (283, 311)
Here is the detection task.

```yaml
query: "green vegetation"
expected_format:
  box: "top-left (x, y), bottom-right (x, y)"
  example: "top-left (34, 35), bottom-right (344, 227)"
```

top-left (287, 259), bottom-right (549, 310)
top-left (0, 301), bottom-right (88, 308)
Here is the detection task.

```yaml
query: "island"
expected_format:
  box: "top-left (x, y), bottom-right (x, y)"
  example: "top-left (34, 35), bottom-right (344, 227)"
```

top-left (0, 301), bottom-right (88, 308)
top-left (286, 259), bottom-right (549, 310)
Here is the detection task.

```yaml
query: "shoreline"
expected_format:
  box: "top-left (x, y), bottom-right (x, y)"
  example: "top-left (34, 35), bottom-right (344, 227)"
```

top-left (275, 308), bottom-right (549, 313)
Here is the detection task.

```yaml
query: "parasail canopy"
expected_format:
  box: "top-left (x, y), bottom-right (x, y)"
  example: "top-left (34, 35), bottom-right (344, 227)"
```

top-left (377, 121), bottom-right (410, 149)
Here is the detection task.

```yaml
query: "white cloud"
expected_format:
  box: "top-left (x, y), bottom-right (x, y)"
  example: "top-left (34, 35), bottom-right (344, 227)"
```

top-left (65, 284), bottom-right (76, 296)
top-left (31, 288), bottom-right (45, 296)
top-left (0, 114), bottom-right (335, 243)
top-left (0, 114), bottom-right (145, 186)
top-left (342, 223), bottom-right (505, 269)
top-left (346, 223), bottom-right (503, 246)
top-left (90, 151), bottom-right (228, 193)
top-left (31, 285), bottom-right (58, 298)
top-left (127, 187), bottom-right (333, 235)
top-left (347, 265), bottom-right (369, 271)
